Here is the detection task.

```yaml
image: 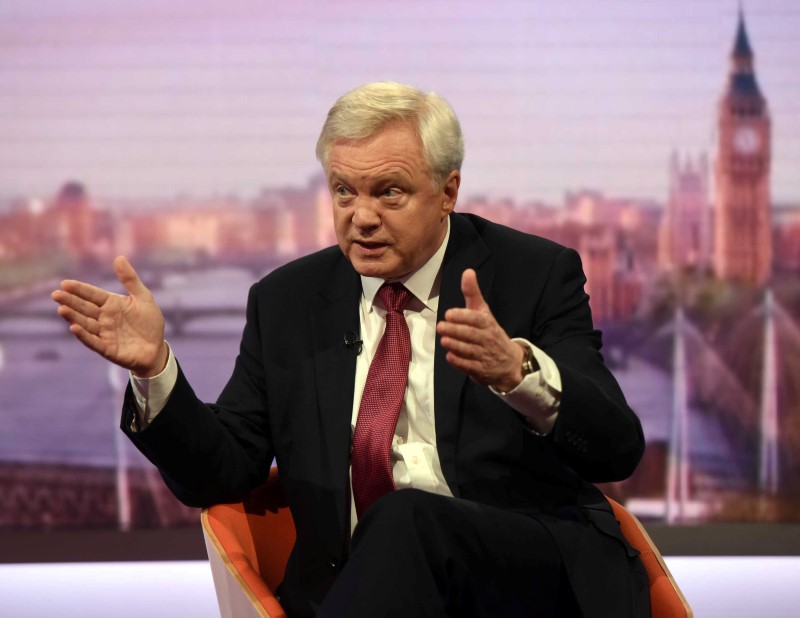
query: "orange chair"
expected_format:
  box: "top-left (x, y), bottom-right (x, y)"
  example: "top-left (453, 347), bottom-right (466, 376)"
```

top-left (607, 497), bottom-right (693, 618)
top-left (202, 470), bottom-right (691, 618)
top-left (202, 468), bottom-right (294, 618)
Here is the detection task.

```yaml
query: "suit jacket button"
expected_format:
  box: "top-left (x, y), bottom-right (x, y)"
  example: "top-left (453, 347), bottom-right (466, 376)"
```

top-left (329, 560), bottom-right (337, 573)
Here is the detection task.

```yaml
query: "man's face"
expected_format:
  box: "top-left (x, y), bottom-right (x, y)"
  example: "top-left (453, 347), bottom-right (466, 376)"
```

top-left (327, 123), bottom-right (459, 280)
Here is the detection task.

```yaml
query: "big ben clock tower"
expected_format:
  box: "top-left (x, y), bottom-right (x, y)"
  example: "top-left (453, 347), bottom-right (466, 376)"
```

top-left (713, 10), bottom-right (771, 285)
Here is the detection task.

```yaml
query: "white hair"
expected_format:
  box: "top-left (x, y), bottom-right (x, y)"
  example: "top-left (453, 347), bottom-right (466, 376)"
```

top-left (316, 82), bottom-right (464, 189)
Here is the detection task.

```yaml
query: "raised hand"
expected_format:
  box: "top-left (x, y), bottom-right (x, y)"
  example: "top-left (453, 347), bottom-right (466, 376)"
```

top-left (436, 268), bottom-right (525, 392)
top-left (51, 256), bottom-right (168, 378)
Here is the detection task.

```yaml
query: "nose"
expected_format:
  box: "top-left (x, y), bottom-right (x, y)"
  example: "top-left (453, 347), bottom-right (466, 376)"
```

top-left (352, 197), bottom-right (381, 232)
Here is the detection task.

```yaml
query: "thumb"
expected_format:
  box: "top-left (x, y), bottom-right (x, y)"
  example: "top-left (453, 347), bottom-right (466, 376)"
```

top-left (114, 255), bottom-right (149, 298)
top-left (461, 269), bottom-right (486, 311)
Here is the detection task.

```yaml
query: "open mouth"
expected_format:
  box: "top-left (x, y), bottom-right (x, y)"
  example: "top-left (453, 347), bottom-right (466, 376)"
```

top-left (352, 241), bottom-right (388, 256)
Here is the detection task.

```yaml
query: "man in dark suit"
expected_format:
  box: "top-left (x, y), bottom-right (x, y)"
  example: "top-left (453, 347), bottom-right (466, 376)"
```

top-left (53, 82), bottom-right (649, 617)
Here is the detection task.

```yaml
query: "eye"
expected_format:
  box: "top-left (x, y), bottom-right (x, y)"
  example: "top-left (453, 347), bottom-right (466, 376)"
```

top-left (334, 185), bottom-right (354, 200)
top-left (382, 187), bottom-right (402, 199)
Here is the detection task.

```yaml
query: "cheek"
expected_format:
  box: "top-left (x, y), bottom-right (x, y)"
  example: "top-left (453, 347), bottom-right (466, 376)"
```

top-left (332, 209), bottom-right (349, 230)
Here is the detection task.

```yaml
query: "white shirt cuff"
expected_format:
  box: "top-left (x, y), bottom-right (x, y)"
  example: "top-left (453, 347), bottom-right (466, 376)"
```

top-left (129, 342), bottom-right (178, 431)
top-left (490, 339), bottom-right (561, 435)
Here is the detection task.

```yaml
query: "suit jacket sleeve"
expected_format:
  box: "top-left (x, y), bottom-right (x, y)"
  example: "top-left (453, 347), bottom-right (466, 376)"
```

top-left (532, 246), bottom-right (644, 482)
top-left (121, 284), bottom-right (274, 507)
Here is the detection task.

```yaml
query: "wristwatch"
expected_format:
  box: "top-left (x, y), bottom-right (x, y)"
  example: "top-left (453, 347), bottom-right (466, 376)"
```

top-left (520, 344), bottom-right (538, 377)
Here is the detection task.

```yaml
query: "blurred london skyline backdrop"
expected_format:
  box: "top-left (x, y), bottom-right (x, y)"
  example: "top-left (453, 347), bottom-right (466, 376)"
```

top-left (1, 0), bottom-right (800, 535)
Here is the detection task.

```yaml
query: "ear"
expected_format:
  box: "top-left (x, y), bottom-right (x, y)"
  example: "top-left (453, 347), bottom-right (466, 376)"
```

top-left (441, 170), bottom-right (460, 216)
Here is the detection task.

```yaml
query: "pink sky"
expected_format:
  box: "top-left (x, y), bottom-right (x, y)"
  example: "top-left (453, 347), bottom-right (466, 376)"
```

top-left (0, 0), bottom-right (798, 204)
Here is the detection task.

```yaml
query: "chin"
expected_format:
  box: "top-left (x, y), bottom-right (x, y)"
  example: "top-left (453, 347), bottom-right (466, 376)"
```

top-left (350, 257), bottom-right (401, 280)
top-left (353, 264), bottom-right (391, 279)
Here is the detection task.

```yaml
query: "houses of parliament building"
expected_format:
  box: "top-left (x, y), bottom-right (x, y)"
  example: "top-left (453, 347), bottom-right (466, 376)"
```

top-left (660, 10), bottom-right (772, 287)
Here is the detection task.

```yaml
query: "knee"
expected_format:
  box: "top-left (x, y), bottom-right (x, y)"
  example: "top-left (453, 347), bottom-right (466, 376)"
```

top-left (353, 489), bottom-right (446, 547)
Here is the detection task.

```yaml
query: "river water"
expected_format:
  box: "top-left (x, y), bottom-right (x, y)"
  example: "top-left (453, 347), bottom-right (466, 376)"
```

top-left (0, 268), bottom-right (256, 468)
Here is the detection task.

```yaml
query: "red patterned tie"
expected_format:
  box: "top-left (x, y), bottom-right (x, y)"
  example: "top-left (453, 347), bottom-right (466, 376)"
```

top-left (352, 282), bottom-right (412, 518)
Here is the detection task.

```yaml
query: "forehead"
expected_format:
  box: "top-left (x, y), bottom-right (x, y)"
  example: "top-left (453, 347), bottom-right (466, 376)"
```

top-left (327, 124), bottom-right (426, 179)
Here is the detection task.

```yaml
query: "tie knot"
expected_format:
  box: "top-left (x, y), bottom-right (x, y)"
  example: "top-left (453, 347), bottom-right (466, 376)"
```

top-left (378, 282), bottom-right (412, 313)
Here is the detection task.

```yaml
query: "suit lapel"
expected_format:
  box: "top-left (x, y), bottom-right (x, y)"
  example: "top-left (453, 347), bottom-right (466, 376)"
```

top-left (435, 214), bottom-right (494, 497)
top-left (310, 256), bottom-right (361, 528)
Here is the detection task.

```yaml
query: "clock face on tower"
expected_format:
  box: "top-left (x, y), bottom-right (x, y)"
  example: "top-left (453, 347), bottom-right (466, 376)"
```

top-left (733, 126), bottom-right (761, 155)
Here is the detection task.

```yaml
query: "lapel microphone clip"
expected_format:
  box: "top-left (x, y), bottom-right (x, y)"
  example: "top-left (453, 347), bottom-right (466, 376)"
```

top-left (343, 331), bottom-right (363, 355)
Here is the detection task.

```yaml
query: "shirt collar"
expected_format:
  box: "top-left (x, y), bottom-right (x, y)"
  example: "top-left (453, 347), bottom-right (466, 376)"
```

top-left (360, 216), bottom-right (450, 312)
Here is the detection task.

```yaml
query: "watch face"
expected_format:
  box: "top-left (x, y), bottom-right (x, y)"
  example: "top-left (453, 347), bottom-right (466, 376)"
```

top-left (733, 126), bottom-right (760, 154)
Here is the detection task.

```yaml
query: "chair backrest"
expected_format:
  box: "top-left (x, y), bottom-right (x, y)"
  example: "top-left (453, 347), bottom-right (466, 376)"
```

top-left (202, 468), bottom-right (295, 618)
top-left (606, 497), bottom-right (693, 618)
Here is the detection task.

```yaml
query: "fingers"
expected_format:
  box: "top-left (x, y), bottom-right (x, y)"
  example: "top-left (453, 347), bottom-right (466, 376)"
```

top-left (69, 322), bottom-right (96, 345)
top-left (440, 307), bottom-right (488, 328)
top-left (114, 255), bottom-right (149, 298)
top-left (68, 322), bottom-right (107, 357)
top-left (438, 267), bottom-right (493, 345)
top-left (438, 320), bottom-right (500, 365)
top-left (437, 302), bottom-right (500, 382)
top-left (437, 320), bottom-right (483, 345)
top-left (440, 339), bottom-right (504, 385)
top-left (55, 279), bottom-right (109, 307)
top-left (438, 268), bottom-right (522, 389)
top-left (445, 352), bottom-right (486, 384)
top-left (56, 303), bottom-right (100, 336)
top-left (51, 284), bottom-right (105, 338)
top-left (439, 335), bottom-right (482, 361)
top-left (51, 288), bottom-right (101, 320)
top-left (461, 269), bottom-right (487, 312)
top-left (443, 351), bottom-right (488, 382)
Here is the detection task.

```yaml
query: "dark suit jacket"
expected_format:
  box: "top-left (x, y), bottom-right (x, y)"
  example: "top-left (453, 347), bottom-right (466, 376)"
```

top-left (123, 213), bottom-right (648, 617)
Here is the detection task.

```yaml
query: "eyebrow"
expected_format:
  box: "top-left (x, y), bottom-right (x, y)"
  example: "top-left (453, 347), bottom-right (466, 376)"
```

top-left (327, 171), bottom-right (346, 184)
top-left (373, 174), bottom-right (408, 188)
top-left (328, 172), bottom-right (409, 188)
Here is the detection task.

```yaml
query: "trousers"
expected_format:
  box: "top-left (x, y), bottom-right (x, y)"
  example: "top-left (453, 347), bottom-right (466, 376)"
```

top-left (316, 489), bottom-right (593, 618)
